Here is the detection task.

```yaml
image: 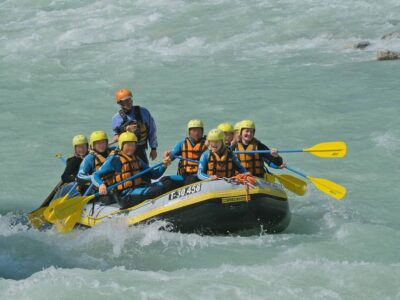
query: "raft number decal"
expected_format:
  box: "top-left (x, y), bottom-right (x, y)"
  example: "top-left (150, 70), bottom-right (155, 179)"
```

top-left (221, 195), bottom-right (247, 204)
top-left (168, 184), bottom-right (202, 201)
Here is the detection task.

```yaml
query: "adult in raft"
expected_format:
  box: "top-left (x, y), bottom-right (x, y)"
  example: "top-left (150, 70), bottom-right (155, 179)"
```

top-left (197, 129), bottom-right (248, 180)
top-left (161, 119), bottom-right (208, 190)
top-left (217, 123), bottom-right (235, 147)
top-left (112, 88), bottom-right (158, 165)
top-left (61, 135), bottom-right (89, 183)
top-left (231, 120), bottom-right (285, 178)
top-left (93, 132), bottom-right (171, 209)
top-left (77, 131), bottom-right (115, 191)
top-left (48, 135), bottom-right (89, 201)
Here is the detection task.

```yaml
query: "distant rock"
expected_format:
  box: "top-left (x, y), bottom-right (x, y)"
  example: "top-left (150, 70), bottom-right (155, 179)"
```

top-left (381, 31), bottom-right (400, 40)
top-left (346, 41), bottom-right (370, 50)
top-left (377, 49), bottom-right (400, 60)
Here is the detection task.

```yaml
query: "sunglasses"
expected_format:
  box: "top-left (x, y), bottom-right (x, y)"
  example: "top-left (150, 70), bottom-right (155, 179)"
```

top-left (119, 98), bottom-right (132, 106)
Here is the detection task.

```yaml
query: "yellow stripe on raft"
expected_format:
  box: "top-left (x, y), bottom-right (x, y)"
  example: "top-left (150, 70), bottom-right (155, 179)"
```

top-left (78, 186), bottom-right (287, 228)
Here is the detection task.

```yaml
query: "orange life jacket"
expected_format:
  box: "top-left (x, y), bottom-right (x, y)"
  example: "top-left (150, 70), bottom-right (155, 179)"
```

top-left (235, 140), bottom-right (265, 177)
top-left (92, 150), bottom-right (115, 185)
top-left (114, 151), bottom-right (143, 191)
top-left (207, 148), bottom-right (235, 178)
top-left (179, 137), bottom-right (207, 175)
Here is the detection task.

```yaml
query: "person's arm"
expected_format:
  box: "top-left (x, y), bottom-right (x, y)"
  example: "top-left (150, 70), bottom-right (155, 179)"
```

top-left (197, 152), bottom-right (211, 180)
top-left (91, 155), bottom-right (119, 187)
top-left (77, 155), bottom-right (94, 182)
top-left (168, 139), bottom-right (185, 161)
top-left (138, 159), bottom-right (167, 179)
top-left (61, 157), bottom-right (80, 183)
top-left (112, 113), bottom-right (124, 136)
top-left (258, 141), bottom-right (283, 166)
top-left (232, 154), bottom-right (247, 174)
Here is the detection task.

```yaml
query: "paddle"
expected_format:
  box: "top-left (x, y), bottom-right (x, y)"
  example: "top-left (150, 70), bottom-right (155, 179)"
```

top-left (54, 184), bottom-right (93, 233)
top-left (28, 154), bottom-right (67, 228)
top-left (270, 173), bottom-right (307, 196)
top-left (54, 184), bottom-right (93, 219)
top-left (284, 165), bottom-right (346, 200)
top-left (233, 141), bottom-right (347, 158)
top-left (50, 162), bottom-right (164, 233)
top-left (177, 155), bottom-right (307, 196)
top-left (175, 155), bottom-right (198, 163)
top-left (43, 182), bottom-right (78, 223)
top-left (55, 153), bottom-right (67, 163)
top-left (28, 181), bottom-right (64, 228)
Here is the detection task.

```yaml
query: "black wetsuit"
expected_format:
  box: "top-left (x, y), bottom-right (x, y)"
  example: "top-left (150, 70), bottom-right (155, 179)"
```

top-left (61, 156), bottom-right (83, 183)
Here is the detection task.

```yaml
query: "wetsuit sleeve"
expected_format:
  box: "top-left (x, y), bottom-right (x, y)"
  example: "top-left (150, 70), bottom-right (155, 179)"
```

top-left (77, 155), bottom-right (95, 183)
top-left (141, 107), bottom-right (158, 149)
top-left (91, 155), bottom-right (120, 187)
top-left (112, 113), bottom-right (124, 136)
top-left (169, 139), bottom-right (185, 161)
top-left (232, 154), bottom-right (247, 174)
top-left (61, 157), bottom-right (80, 183)
top-left (197, 152), bottom-right (211, 180)
top-left (138, 159), bottom-right (167, 179)
top-left (258, 141), bottom-right (283, 166)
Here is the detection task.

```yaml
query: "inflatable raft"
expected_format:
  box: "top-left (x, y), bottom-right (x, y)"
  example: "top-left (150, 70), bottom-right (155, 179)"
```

top-left (51, 177), bottom-right (290, 234)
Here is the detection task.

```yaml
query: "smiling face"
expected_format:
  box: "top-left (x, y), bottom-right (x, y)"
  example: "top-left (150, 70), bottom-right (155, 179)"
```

top-left (189, 128), bottom-right (203, 141)
top-left (209, 140), bottom-right (223, 152)
top-left (241, 128), bottom-right (254, 143)
top-left (75, 144), bottom-right (88, 157)
top-left (122, 141), bottom-right (137, 156)
top-left (93, 140), bottom-right (108, 153)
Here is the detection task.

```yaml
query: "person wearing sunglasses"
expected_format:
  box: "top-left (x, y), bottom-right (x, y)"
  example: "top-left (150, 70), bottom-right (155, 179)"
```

top-left (111, 88), bottom-right (158, 166)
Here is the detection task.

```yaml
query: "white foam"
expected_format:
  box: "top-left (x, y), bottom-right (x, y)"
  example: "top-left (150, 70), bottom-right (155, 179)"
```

top-left (371, 132), bottom-right (399, 152)
top-left (1, 260), bottom-right (399, 299)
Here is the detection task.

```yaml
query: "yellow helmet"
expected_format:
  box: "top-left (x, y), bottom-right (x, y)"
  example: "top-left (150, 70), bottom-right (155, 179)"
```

top-left (187, 119), bottom-right (204, 134)
top-left (72, 135), bottom-right (88, 147)
top-left (238, 120), bottom-right (256, 134)
top-left (90, 131), bottom-right (108, 147)
top-left (207, 128), bottom-right (224, 141)
top-left (217, 123), bottom-right (234, 133)
top-left (234, 121), bottom-right (242, 133)
top-left (118, 132), bottom-right (138, 149)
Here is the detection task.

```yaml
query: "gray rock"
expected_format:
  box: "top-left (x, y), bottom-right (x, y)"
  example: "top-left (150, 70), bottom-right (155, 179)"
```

top-left (377, 49), bottom-right (400, 60)
top-left (388, 20), bottom-right (400, 26)
top-left (381, 31), bottom-right (400, 40)
top-left (346, 41), bottom-right (370, 49)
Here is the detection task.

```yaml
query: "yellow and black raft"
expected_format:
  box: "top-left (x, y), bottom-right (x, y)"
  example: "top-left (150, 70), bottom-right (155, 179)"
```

top-left (30, 141), bottom-right (350, 234)
top-left (43, 178), bottom-right (291, 234)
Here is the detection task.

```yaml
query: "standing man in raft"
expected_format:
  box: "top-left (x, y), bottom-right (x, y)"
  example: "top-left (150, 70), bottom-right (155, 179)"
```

top-left (111, 88), bottom-right (158, 165)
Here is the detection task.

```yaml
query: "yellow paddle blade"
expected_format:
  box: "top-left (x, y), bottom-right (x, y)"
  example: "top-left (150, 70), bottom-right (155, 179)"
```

top-left (275, 174), bottom-right (308, 196)
top-left (55, 210), bottom-right (82, 233)
top-left (264, 173), bottom-right (276, 183)
top-left (53, 195), bottom-right (95, 220)
top-left (307, 176), bottom-right (347, 200)
top-left (27, 207), bottom-right (48, 229)
top-left (304, 141), bottom-right (347, 158)
top-left (43, 194), bottom-right (69, 223)
top-left (53, 195), bottom-right (95, 233)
